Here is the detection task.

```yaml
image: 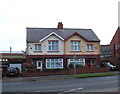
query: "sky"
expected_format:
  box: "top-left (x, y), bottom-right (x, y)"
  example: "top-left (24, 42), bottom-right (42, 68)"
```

top-left (0, 0), bottom-right (119, 52)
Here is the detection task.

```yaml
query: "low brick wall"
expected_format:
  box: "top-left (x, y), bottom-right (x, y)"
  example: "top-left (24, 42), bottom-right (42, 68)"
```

top-left (21, 67), bottom-right (109, 77)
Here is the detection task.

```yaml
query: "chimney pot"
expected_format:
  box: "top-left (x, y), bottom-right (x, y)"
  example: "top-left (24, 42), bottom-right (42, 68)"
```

top-left (57, 22), bottom-right (63, 29)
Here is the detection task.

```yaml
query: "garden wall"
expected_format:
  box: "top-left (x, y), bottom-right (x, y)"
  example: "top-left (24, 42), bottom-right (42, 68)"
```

top-left (21, 67), bottom-right (109, 77)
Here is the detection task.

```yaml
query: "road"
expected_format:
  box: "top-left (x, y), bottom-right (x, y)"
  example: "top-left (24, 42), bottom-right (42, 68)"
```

top-left (2, 76), bottom-right (119, 93)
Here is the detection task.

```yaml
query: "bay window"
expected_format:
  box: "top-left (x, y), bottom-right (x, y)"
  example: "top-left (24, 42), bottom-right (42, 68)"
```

top-left (46, 59), bottom-right (63, 69)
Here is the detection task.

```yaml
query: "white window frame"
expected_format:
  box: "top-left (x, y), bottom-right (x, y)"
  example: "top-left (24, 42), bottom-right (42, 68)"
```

top-left (87, 44), bottom-right (94, 51)
top-left (68, 59), bottom-right (85, 66)
top-left (118, 44), bottom-right (120, 49)
top-left (90, 59), bottom-right (96, 65)
top-left (48, 41), bottom-right (59, 51)
top-left (115, 45), bottom-right (118, 49)
top-left (34, 44), bottom-right (42, 51)
top-left (70, 41), bottom-right (81, 51)
top-left (46, 59), bottom-right (63, 69)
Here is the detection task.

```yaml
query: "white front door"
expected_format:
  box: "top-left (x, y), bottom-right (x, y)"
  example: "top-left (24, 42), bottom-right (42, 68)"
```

top-left (36, 61), bottom-right (42, 71)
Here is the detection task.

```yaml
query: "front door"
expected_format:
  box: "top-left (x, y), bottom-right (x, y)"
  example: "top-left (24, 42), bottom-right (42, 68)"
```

top-left (36, 61), bottom-right (42, 71)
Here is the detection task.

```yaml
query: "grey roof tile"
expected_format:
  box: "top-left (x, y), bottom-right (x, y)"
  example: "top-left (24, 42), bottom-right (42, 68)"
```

top-left (27, 28), bottom-right (100, 42)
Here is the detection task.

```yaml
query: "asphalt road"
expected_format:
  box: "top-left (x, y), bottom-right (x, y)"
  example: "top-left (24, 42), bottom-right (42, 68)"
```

top-left (2, 76), bottom-right (119, 93)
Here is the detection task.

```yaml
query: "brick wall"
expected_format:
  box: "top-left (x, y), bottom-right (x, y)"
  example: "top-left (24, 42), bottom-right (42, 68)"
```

top-left (21, 67), bottom-right (109, 77)
top-left (110, 27), bottom-right (120, 65)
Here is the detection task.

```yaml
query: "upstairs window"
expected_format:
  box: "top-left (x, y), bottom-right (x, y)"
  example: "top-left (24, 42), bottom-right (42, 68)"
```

top-left (87, 44), bottom-right (93, 51)
top-left (115, 45), bottom-right (118, 49)
top-left (35, 44), bottom-right (42, 51)
top-left (116, 44), bottom-right (120, 49)
top-left (118, 45), bottom-right (120, 49)
top-left (70, 41), bottom-right (80, 51)
top-left (48, 41), bottom-right (59, 51)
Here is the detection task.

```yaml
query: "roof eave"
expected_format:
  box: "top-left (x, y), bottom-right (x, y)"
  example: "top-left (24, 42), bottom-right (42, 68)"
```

top-left (65, 32), bottom-right (89, 41)
top-left (39, 32), bottom-right (64, 42)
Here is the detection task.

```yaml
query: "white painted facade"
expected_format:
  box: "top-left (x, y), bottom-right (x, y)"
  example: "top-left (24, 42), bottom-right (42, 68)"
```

top-left (26, 34), bottom-right (64, 55)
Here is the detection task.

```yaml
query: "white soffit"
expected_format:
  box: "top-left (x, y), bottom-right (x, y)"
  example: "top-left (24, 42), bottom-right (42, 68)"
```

top-left (39, 32), bottom-right (64, 42)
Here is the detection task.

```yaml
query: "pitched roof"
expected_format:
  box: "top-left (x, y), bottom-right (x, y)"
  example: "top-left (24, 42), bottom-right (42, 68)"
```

top-left (27, 28), bottom-right (100, 42)
top-left (110, 27), bottom-right (120, 44)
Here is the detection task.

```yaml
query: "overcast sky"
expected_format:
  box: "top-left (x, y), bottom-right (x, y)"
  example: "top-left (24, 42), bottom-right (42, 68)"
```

top-left (0, 0), bottom-right (119, 51)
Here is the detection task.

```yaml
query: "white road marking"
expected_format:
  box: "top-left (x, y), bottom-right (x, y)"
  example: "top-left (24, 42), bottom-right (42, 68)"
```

top-left (65, 89), bottom-right (77, 92)
top-left (99, 77), bottom-right (112, 79)
top-left (35, 91), bottom-right (41, 92)
top-left (35, 88), bottom-right (83, 93)
top-left (57, 88), bottom-right (83, 94)
top-left (64, 88), bottom-right (83, 92)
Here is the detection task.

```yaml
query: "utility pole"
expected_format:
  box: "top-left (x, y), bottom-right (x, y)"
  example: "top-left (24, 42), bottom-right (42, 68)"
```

top-left (10, 46), bottom-right (12, 54)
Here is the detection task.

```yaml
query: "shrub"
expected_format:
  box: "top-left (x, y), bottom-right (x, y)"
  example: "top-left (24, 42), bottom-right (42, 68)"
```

top-left (76, 64), bottom-right (84, 68)
top-left (22, 63), bottom-right (37, 72)
top-left (43, 69), bottom-right (60, 72)
top-left (64, 66), bottom-right (68, 69)
top-left (69, 64), bottom-right (74, 68)
top-left (27, 68), bottom-right (34, 72)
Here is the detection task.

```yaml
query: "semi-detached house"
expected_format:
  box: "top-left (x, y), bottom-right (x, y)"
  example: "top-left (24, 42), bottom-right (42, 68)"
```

top-left (26, 22), bottom-right (100, 70)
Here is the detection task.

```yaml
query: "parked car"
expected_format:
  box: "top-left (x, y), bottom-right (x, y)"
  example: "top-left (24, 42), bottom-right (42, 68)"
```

top-left (101, 62), bottom-right (116, 71)
top-left (0, 65), bottom-right (8, 77)
top-left (6, 67), bottom-right (20, 77)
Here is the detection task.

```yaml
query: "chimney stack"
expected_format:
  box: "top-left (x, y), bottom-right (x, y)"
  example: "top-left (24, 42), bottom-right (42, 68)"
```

top-left (57, 22), bottom-right (63, 29)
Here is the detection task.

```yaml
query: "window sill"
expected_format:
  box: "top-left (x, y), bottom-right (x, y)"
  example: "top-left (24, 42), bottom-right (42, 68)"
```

top-left (70, 51), bottom-right (81, 52)
top-left (34, 51), bottom-right (42, 53)
top-left (47, 51), bottom-right (59, 52)
top-left (86, 51), bottom-right (94, 52)
top-left (46, 67), bottom-right (63, 69)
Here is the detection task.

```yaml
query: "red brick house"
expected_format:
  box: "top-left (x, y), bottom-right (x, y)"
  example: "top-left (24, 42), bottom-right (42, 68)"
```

top-left (100, 45), bottom-right (112, 64)
top-left (100, 27), bottom-right (120, 70)
top-left (26, 22), bottom-right (101, 70)
top-left (100, 45), bottom-right (111, 58)
top-left (110, 27), bottom-right (120, 70)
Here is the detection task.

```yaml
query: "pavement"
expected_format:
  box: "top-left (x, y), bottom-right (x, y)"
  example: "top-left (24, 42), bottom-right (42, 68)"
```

top-left (2, 71), bottom-right (118, 83)
top-left (2, 74), bottom-right (75, 83)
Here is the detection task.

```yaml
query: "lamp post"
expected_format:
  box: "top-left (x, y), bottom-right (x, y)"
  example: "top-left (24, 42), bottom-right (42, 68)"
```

top-left (10, 46), bottom-right (12, 54)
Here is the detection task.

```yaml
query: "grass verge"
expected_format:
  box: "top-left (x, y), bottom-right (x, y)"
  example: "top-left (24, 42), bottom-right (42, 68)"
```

top-left (72, 72), bottom-right (117, 78)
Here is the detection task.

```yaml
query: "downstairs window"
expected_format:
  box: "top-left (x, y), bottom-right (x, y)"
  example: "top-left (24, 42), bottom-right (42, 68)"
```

top-left (46, 59), bottom-right (63, 69)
